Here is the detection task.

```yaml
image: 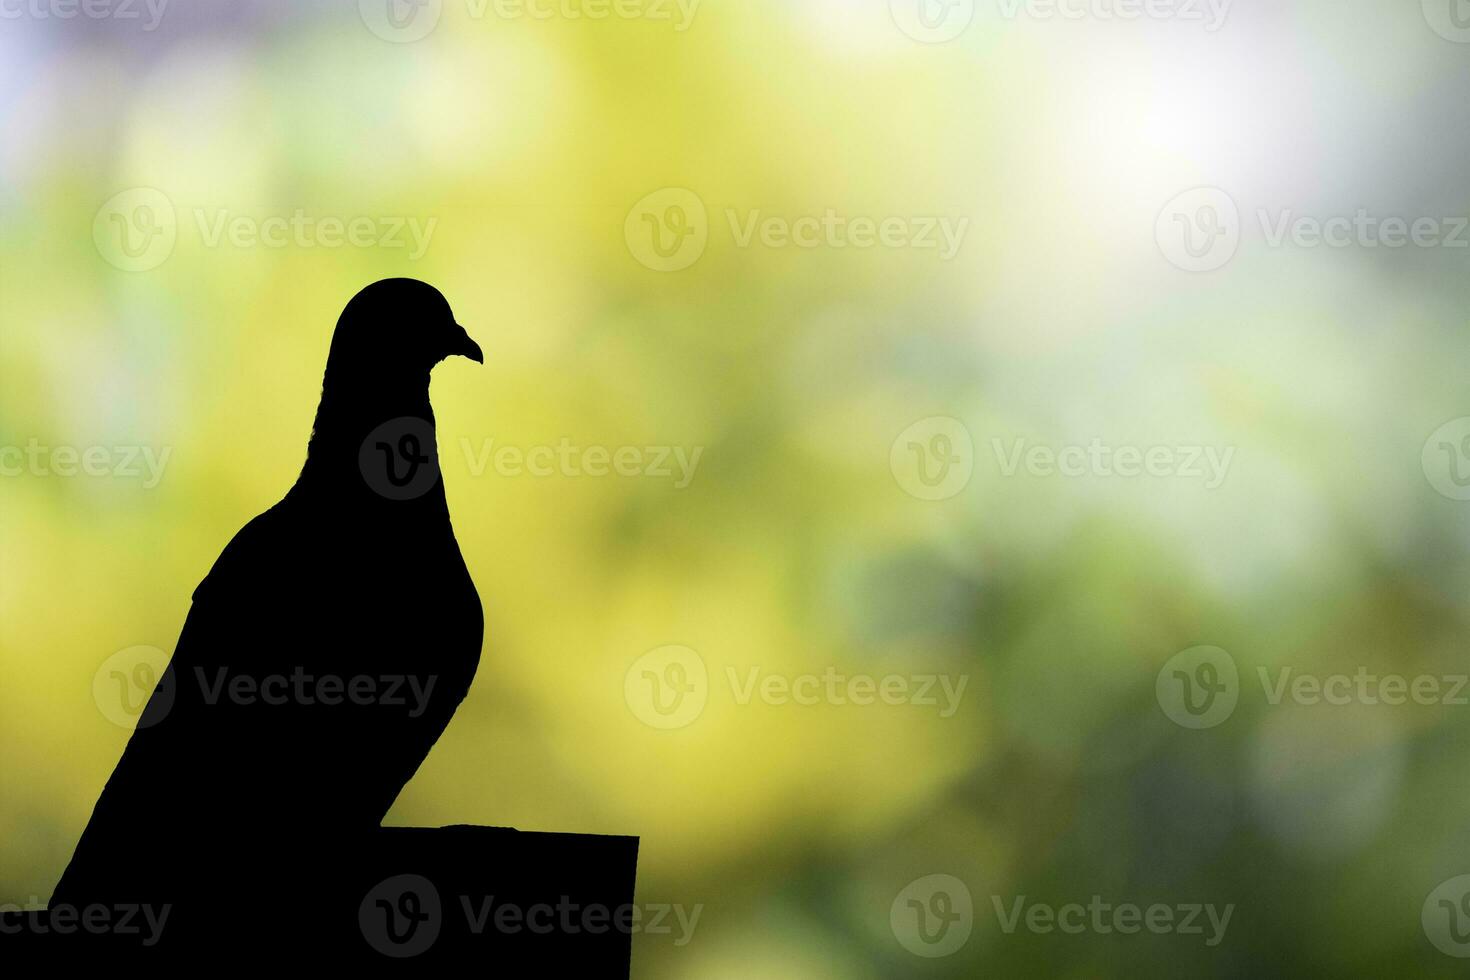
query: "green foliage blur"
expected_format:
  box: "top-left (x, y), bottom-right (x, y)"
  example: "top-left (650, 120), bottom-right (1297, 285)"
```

top-left (3, 1), bottom-right (1470, 975)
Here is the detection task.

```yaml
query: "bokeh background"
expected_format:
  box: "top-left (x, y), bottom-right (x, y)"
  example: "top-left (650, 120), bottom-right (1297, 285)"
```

top-left (4, 0), bottom-right (1470, 974)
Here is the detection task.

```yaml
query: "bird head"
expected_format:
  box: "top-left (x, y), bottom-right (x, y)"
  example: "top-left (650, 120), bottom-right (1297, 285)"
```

top-left (325, 278), bottom-right (483, 381)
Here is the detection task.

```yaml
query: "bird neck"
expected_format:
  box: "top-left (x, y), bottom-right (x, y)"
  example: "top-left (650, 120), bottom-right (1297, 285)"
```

top-left (293, 371), bottom-right (448, 512)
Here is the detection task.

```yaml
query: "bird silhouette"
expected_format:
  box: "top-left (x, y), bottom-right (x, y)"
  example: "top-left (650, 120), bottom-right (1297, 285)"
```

top-left (52, 279), bottom-right (485, 925)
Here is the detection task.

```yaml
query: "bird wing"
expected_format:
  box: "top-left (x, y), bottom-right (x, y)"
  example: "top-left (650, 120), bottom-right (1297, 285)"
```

top-left (56, 499), bottom-right (483, 905)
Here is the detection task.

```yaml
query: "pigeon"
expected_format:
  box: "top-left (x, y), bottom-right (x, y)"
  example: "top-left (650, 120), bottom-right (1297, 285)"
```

top-left (52, 279), bottom-right (486, 921)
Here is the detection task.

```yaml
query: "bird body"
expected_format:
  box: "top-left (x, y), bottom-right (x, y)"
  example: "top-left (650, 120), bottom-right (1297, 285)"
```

top-left (53, 280), bottom-right (486, 915)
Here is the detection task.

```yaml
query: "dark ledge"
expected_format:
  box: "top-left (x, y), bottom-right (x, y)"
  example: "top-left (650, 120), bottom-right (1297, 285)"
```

top-left (3, 826), bottom-right (640, 971)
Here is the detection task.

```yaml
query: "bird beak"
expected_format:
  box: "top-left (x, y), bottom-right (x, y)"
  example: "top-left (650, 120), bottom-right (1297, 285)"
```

top-left (451, 322), bottom-right (484, 364)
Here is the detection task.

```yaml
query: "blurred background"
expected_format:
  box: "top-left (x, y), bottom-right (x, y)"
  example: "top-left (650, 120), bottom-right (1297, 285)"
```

top-left (4, 0), bottom-right (1470, 974)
